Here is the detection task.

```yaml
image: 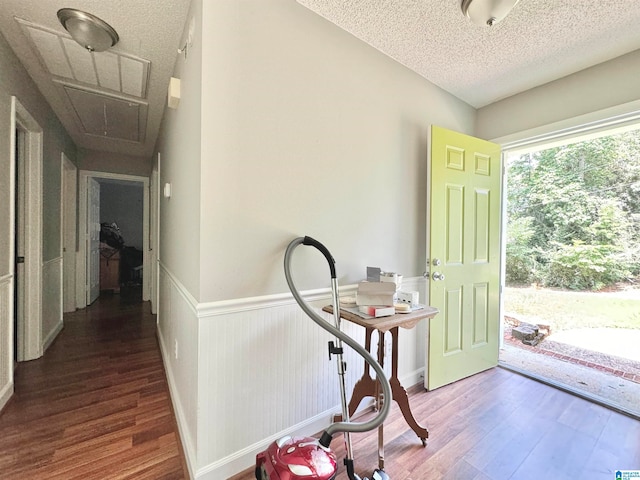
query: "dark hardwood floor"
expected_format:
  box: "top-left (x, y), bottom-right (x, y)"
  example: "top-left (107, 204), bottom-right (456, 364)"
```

top-left (5, 290), bottom-right (638, 480)
top-left (231, 367), bottom-right (640, 480)
top-left (0, 288), bottom-right (188, 479)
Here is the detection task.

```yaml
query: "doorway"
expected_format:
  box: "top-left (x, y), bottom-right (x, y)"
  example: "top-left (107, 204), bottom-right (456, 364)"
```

top-left (499, 126), bottom-right (640, 417)
top-left (77, 171), bottom-right (150, 308)
top-left (14, 126), bottom-right (25, 364)
top-left (10, 97), bottom-right (43, 363)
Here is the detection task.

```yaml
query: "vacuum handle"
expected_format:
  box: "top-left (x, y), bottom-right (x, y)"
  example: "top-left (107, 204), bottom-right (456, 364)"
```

top-left (303, 236), bottom-right (336, 279)
top-left (285, 237), bottom-right (392, 447)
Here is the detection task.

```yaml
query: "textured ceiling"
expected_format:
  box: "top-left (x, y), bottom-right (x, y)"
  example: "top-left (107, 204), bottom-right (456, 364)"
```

top-left (0, 0), bottom-right (191, 158)
top-left (296, 0), bottom-right (640, 108)
top-left (2, 1), bottom-right (639, 159)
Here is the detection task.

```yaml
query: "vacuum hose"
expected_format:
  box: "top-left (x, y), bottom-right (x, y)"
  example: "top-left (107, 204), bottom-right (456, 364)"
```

top-left (284, 236), bottom-right (392, 447)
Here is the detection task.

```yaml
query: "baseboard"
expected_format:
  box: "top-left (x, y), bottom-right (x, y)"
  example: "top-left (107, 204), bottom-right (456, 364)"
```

top-left (400, 366), bottom-right (425, 389)
top-left (0, 381), bottom-right (13, 413)
top-left (42, 320), bottom-right (63, 352)
top-left (195, 407), bottom-right (340, 480)
top-left (157, 328), bottom-right (197, 479)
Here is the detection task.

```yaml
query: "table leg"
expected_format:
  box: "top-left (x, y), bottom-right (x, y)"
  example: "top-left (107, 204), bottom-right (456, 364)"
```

top-left (377, 330), bottom-right (385, 470)
top-left (389, 327), bottom-right (428, 446)
top-left (347, 327), bottom-right (376, 418)
top-left (346, 326), bottom-right (428, 447)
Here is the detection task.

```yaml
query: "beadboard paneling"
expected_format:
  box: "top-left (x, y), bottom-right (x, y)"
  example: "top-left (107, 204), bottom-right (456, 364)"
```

top-left (42, 257), bottom-right (63, 351)
top-left (196, 277), bottom-right (428, 478)
top-left (158, 264), bottom-right (200, 479)
top-left (196, 296), bottom-right (367, 479)
top-left (0, 274), bottom-right (12, 411)
top-left (157, 266), bottom-right (429, 479)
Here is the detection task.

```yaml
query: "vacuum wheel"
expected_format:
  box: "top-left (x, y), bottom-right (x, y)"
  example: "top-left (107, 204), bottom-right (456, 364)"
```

top-left (255, 463), bottom-right (269, 480)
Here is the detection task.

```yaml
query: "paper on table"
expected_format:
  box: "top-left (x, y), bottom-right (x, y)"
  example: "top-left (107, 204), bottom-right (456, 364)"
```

top-left (339, 304), bottom-right (426, 320)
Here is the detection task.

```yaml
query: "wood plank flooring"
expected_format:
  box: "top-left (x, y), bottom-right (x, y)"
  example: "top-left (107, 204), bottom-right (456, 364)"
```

top-left (4, 289), bottom-right (638, 480)
top-left (231, 367), bottom-right (640, 480)
top-left (0, 289), bottom-right (188, 480)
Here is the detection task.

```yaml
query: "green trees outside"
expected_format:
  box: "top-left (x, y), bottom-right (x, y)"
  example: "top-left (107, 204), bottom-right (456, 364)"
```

top-left (506, 129), bottom-right (640, 290)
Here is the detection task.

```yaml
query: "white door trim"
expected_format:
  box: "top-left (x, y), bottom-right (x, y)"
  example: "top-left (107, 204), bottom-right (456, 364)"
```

top-left (150, 153), bottom-right (160, 315)
top-left (61, 153), bottom-right (77, 313)
top-left (11, 96), bottom-right (43, 362)
top-left (77, 170), bottom-right (150, 308)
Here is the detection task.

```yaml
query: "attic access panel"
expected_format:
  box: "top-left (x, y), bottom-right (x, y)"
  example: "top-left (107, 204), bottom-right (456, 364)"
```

top-left (17, 18), bottom-right (150, 98)
top-left (63, 86), bottom-right (147, 142)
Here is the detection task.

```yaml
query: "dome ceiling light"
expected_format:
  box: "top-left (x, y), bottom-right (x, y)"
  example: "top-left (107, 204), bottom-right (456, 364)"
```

top-left (461, 0), bottom-right (520, 26)
top-left (57, 8), bottom-right (119, 52)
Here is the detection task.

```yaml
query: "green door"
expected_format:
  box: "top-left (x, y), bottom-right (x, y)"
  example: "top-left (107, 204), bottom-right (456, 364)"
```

top-left (427, 125), bottom-right (502, 390)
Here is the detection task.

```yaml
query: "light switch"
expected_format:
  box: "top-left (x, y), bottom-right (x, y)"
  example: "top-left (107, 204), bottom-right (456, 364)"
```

top-left (168, 77), bottom-right (180, 109)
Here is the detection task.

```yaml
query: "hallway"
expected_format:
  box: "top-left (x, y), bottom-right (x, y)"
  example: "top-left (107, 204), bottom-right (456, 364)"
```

top-left (0, 290), bottom-right (187, 479)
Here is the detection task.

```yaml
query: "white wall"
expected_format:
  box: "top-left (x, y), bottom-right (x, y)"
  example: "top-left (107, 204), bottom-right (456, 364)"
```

top-left (0, 30), bottom-right (76, 409)
top-left (154, 1), bottom-right (203, 301)
top-left (155, 0), bottom-right (476, 477)
top-left (476, 49), bottom-right (640, 142)
top-left (198, 0), bottom-right (475, 303)
top-left (153, 0), bottom-right (203, 475)
top-left (0, 32), bottom-right (76, 269)
top-left (77, 148), bottom-right (152, 178)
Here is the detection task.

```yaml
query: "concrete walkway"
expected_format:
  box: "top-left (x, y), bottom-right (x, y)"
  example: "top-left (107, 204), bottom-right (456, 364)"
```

top-left (500, 343), bottom-right (640, 416)
top-left (548, 328), bottom-right (640, 363)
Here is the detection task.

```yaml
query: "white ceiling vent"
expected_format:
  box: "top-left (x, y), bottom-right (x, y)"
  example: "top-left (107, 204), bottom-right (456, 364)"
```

top-left (62, 85), bottom-right (147, 142)
top-left (16, 17), bottom-right (150, 98)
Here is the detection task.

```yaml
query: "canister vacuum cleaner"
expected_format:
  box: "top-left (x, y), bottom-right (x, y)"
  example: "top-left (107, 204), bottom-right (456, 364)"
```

top-left (255, 236), bottom-right (391, 480)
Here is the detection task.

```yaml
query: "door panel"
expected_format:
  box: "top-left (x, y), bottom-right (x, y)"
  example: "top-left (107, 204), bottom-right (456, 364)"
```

top-left (446, 185), bottom-right (464, 264)
top-left (445, 288), bottom-right (462, 353)
top-left (427, 125), bottom-right (502, 390)
top-left (473, 283), bottom-right (489, 345)
top-left (88, 178), bottom-right (100, 305)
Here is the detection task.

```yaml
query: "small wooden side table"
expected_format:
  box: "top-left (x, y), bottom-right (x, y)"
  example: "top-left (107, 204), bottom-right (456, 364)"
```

top-left (322, 305), bottom-right (439, 450)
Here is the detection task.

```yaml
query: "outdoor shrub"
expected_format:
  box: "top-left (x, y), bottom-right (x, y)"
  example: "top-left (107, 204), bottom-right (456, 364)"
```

top-left (542, 242), bottom-right (631, 290)
top-left (506, 216), bottom-right (535, 284)
top-left (506, 255), bottom-right (532, 284)
top-left (506, 130), bottom-right (640, 291)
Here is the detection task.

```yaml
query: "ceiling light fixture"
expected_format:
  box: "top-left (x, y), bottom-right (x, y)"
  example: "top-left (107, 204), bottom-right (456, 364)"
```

top-left (57, 8), bottom-right (119, 52)
top-left (461, 0), bottom-right (520, 26)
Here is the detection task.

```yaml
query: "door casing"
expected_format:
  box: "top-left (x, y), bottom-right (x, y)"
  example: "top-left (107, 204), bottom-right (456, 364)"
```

top-left (77, 170), bottom-right (150, 308)
top-left (10, 96), bottom-right (43, 363)
top-left (61, 153), bottom-right (77, 313)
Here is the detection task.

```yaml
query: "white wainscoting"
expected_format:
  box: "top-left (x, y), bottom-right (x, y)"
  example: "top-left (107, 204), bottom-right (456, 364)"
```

top-left (158, 265), bottom-right (201, 480)
top-left (157, 266), bottom-right (428, 479)
top-left (42, 257), bottom-right (63, 352)
top-left (0, 274), bottom-right (13, 411)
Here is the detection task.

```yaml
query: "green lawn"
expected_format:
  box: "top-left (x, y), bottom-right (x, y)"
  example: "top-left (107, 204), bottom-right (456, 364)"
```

top-left (504, 286), bottom-right (640, 332)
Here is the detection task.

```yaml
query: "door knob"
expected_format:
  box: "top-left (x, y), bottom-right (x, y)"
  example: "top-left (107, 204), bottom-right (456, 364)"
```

top-left (432, 272), bottom-right (445, 281)
top-left (432, 258), bottom-right (441, 266)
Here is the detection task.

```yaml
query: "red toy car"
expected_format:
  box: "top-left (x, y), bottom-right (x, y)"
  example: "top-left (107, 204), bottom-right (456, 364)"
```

top-left (255, 436), bottom-right (337, 480)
